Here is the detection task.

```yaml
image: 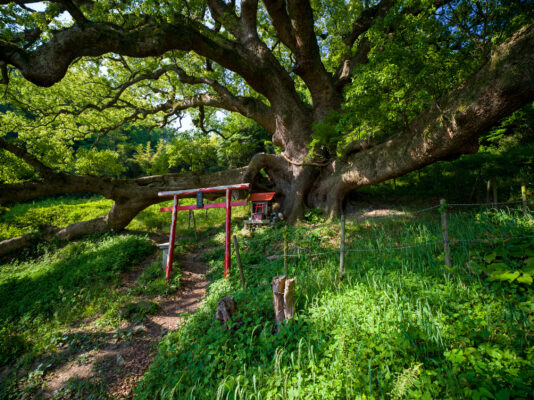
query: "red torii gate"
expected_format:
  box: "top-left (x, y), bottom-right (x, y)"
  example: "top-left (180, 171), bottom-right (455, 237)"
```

top-left (158, 183), bottom-right (250, 281)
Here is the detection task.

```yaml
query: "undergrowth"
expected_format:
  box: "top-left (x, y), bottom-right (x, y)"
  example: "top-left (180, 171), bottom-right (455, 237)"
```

top-left (135, 208), bottom-right (533, 400)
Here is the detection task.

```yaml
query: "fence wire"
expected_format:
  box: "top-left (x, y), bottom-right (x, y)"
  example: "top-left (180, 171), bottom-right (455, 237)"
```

top-left (224, 196), bottom-right (534, 272)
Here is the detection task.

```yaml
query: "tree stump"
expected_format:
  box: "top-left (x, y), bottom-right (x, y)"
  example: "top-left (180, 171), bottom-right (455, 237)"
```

top-left (272, 276), bottom-right (286, 331)
top-left (272, 275), bottom-right (295, 332)
top-left (216, 296), bottom-right (237, 329)
top-left (283, 278), bottom-right (295, 321)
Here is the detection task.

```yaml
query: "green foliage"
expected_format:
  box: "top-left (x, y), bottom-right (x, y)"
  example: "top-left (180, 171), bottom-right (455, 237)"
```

top-left (310, 111), bottom-right (342, 155)
top-left (304, 208), bottom-right (325, 224)
top-left (167, 133), bottom-right (219, 173)
top-left (74, 148), bottom-right (126, 177)
top-left (130, 140), bottom-right (170, 176)
top-left (0, 326), bottom-right (28, 366)
top-left (0, 148), bottom-right (37, 183)
top-left (120, 300), bottom-right (160, 323)
top-left (132, 261), bottom-right (181, 295)
top-left (135, 209), bottom-right (533, 399)
top-left (468, 236), bottom-right (534, 285)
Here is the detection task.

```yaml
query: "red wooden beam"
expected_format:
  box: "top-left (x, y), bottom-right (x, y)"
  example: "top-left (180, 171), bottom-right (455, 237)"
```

top-left (160, 200), bottom-right (247, 212)
top-left (158, 183), bottom-right (250, 197)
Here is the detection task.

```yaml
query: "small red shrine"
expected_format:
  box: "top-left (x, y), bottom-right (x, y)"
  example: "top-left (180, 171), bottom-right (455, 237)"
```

top-left (246, 192), bottom-right (276, 226)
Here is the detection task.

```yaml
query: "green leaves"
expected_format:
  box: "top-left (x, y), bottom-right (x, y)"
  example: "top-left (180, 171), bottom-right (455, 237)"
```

top-left (469, 238), bottom-right (534, 286)
top-left (75, 148), bottom-right (125, 177)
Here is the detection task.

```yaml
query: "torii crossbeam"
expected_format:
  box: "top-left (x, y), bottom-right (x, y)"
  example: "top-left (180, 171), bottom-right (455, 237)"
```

top-left (158, 183), bottom-right (250, 281)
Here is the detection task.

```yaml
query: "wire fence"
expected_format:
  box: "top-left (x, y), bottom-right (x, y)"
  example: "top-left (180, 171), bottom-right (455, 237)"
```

top-left (233, 197), bottom-right (533, 274)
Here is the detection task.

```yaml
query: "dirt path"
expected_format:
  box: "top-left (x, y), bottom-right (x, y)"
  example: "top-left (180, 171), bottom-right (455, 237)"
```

top-left (43, 249), bottom-right (209, 399)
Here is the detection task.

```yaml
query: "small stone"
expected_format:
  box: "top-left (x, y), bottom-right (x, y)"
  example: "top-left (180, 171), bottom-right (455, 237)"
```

top-left (116, 354), bottom-right (125, 366)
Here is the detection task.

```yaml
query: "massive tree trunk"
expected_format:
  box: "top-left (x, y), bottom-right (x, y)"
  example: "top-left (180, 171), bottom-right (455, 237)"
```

top-left (1, 1), bottom-right (534, 255)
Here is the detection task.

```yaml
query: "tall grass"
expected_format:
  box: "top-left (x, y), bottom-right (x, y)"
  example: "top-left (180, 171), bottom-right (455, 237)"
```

top-left (136, 208), bottom-right (533, 399)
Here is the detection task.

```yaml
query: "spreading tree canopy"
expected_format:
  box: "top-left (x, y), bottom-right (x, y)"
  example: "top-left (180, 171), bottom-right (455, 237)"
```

top-left (0, 0), bottom-right (533, 254)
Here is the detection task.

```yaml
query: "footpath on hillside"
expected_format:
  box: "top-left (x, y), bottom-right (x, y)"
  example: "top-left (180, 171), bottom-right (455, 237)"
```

top-left (43, 243), bottom-right (209, 399)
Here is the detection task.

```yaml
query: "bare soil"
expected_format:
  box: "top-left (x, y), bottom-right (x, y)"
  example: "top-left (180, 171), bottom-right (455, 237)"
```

top-left (43, 248), bottom-right (209, 399)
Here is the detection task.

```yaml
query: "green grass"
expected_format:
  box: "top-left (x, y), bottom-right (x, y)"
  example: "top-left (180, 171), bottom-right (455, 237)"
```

top-left (0, 234), bottom-right (154, 363)
top-left (2, 194), bottom-right (532, 399)
top-left (135, 208), bottom-right (533, 399)
top-left (0, 195), bottom-right (113, 241)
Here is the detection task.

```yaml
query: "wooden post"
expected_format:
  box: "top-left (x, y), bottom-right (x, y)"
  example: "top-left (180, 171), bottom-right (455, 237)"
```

top-left (166, 196), bottom-right (178, 281)
top-left (339, 214), bottom-right (345, 280)
top-left (470, 170), bottom-right (481, 201)
top-left (283, 278), bottom-right (295, 321)
top-left (283, 224), bottom-right (288, 275)
top-left (440, 199), bottom-right (451, 271)
top-left (521, 179), bottom-right (528, 215)
top-left (272, 276), bottom-right (286, 332)
top-left (492, 178), bottom-right (498, 206)
top-left (232, 235), bottom-right (246, 289)
top-left (486, 180), bottom-right (491, 203)
top-left (192, 210), bottom-right (197, 239)
top-left (188, 209), bottom-right (192, 228)
top-left (216, 296), bottom-right (237, 330)
top-left (224, 189), bottom-right (232, 278)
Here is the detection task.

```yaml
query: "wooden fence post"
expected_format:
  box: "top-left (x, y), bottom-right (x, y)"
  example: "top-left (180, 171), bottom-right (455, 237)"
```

top-left (521, 179), bottom-right (528, 215)
top-left (283, 224), bottom-right (288, 275)
top-left (232, 235), bottom-right (246, 289)
top-left (192, 210), bottom-right (197, 239)
top-left (440, 199), bottom-right (452, 271)
top-left (339, 214), bottom-right (345, 280)
top-left (492, 178), bottom-right (498, 206)
top-left (486, 180), bottom-right (491, 203)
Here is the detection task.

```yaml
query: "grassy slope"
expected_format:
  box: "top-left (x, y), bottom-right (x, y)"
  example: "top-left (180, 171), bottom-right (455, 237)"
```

top-left (136, 209), bottom-right (533, 400)
top-left (0, 194), bottom-right (247, 397)
top-left (0, 196), bottom-right (114, 241)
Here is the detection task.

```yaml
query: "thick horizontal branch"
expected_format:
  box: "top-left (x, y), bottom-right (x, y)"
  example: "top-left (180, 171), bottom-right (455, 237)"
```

top-left (0, 18), bottom-right (265, 96)
top-left (320, 22), bottom-right (534, 201)
top-left (0, 137), bottom-right (58, 180)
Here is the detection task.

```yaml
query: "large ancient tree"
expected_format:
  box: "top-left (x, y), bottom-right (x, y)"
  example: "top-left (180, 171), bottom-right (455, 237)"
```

top-left (0, 0), bottom-right (533, 253)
